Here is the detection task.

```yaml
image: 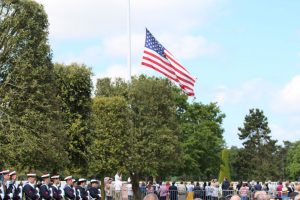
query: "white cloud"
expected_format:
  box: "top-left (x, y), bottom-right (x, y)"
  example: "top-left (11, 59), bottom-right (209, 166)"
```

top-left (36, 0), bottom-right (224, 40)
top-left (269, 123), bottom-right (300, 145)
top-left (212, 78), bottom-right (270, 105)
top-left (271, 75), bottom-right (300, 113)
top-left (92, 64), bottom-right (143, 84)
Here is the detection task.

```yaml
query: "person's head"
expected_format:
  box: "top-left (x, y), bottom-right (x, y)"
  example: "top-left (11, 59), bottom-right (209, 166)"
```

top-left (242, 183), bottom-right (247, 187)
top-left (224, 177), bottom-right (228, 181)
top-left (90, 180), bottom-right (99, 188)
top-left (257, 194), bottom-right (271, 200)
top-left (143, 193), bottom-right (158, 200)
top-left (9, 171), bottom-right (17, 181)
top-left (196, 182), bottom-right (200, 186)
top-left (230, 195), bottom-right (241, 200)
top-left (278, 181), bottom-right (282, 185)
top-left (41, 174), bottom-right (50, 184)
top-left (1, 170), bottom-right (10, 181)
top-left (27, 173), bottom-right (37, 184)
top-left (64, 176), bottom-right (73, 185)
top-left (172, 181), bottom-right (176, 186)
top-left (51, 175), bottom-right (60, 185)
top-left (78, 178), bottom-right (87, 187)
top-left (180, 181), bottom-right (183, 184)
top-left (257, 181), bottom-right (260, 184)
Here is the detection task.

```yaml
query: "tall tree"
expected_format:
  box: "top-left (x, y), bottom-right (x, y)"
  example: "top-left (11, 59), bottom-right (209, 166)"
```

top-left (286, 140), bottom-right (300, 180)
top-left (219, 149), bottom-right (231, 182)
top-left (126, 76), bottom-right (181, 199)
top-left (0, 0), bottom-right (67, 171)
top-left (54, 63), bottom-right (93, 175)
top-left (237, 108), bottom-right (280, 181)
top-left (227, 146), bottom-right (242, 181)
top-left (179, 102), bottom-right (225, 180)
top-left (88, 96), bottom-right (131, 199)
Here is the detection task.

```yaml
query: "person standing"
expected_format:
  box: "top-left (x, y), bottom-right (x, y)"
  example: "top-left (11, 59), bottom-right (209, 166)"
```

top-left (1, 169), bottom-right (12, 200)
top-left (88, 180), bottom-right (101, 200)
top-left (40, 173), bottom-right (52, 200)
top-left (8, 171), bottom-right (22, 200)
top-left (64, 176), bottom-right (76, 200)
top-left (169, 182), bottom-right (178, 200)
top-left (222, 178), bottom-right (230, 197)
top-left (23, 173), bottom-right (40, 200)
top-left (76, 178), bottom-right (88, 200)
top-left (239, 183), bottom-right (249, 200)
top-left (51, 175), bottom-right (63, 200)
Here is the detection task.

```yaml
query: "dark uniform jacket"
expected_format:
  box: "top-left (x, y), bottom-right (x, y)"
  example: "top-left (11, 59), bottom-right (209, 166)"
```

top-left (23, 183), bottom-right (39, 200)
top-left (51, 185), bottom-right (63, 200)
top-left (76, 186), bottom-right (88, 200)
top-left (8, 182), bottom-right (21, 200)
top-left (39, 184), bottom-right (51, 200)
top-left (64, 185), bottom-right (76, 200)
top-left (87, 187), bottom-right (100, 200)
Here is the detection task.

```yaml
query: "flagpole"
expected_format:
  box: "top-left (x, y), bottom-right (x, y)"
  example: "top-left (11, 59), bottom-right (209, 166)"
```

top-left (127, 0), bottom-right (132, 81)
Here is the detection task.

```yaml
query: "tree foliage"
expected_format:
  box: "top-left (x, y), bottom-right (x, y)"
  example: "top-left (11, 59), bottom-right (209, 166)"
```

top-left (88, 96), bottom-right (131, 177)
top-left (236, 108), bottom-right (280, 181)
top-left (54, 63), bottom-right (93, 175)
top-left (179, 102), bottom-right (225, 180)
top-left (286, 141), bottom-right (300, 180)
top-left (0, 0), bottom-right (67, 171)
top-left (218, 149), bottom-right (231, 182)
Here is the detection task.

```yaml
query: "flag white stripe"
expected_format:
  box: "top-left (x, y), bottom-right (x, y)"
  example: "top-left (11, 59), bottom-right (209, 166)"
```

top-left (142, 50), bottom-right (195, 90)
top-left (164, 50), bottom-right (196, 82)
top-left (143, 48), bottom-right (195, 88)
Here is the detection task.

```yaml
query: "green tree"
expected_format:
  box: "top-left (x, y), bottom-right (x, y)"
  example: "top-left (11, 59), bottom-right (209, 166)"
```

top-left (54, 63), bottom-right (93, 175)
top-left (0, 0), bottom-right (67, 171)
top-left (95, 76), bottom-right (182, 198)
top-left (286, 140), bottom-right (300, 180)
top-left (88, 96), bottom-right (131, 199)
top-left (179, 102), bottom-right (225, 180)
top-left (228, 146), bottom-right (241, 181)
top-left (237, 108), bottom-right (280, 181)
top-left (218, 149), bottom-right (231, 182)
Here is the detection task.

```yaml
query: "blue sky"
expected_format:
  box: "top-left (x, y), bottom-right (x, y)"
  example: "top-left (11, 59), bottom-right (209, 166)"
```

top-left (36, 0), bottom-right (300, 147)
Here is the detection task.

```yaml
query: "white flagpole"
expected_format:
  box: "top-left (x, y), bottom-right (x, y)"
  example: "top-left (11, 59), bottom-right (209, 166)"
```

top-left (127, 0), bottom-right (132, 81)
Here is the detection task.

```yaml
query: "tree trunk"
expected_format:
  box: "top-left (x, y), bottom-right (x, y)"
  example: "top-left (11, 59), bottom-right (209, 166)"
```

top-left (132, 173), bottom-right (141, 200)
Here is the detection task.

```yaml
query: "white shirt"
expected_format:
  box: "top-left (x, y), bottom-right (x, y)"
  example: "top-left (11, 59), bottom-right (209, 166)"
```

top-left (114, 180), bottom-right (122, 191)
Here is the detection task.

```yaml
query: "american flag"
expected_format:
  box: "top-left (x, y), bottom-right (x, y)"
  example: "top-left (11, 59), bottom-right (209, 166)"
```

top-left (141, 29), bottom-right (196, 96)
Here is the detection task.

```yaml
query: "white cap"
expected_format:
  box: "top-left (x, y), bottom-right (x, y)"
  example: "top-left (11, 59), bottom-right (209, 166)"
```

top-left (78, 178), bottom-right (86, 182)
top-left (9, 171), bottom-right (16, 176)
top-left (41, 174), bottom-right (50, 178)
top-left (64, 176), bottom-right (73, 181)
top-left (90, 179), bottom-right (98, 183)
top-left (0, 169), bottom-right (10, 174)
top-left (51, 175), bottom-right (60, 179)
top-left (27, 173), bottom-right (37, 177)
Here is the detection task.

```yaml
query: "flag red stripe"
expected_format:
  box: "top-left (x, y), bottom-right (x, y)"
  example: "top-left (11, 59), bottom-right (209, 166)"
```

top-left (164, 51), bottom-right (196, 82)
top-left (143, 50), bottom-right (195, 88)
top-left (145, 50), bottom-right (195, 85)
top-left (141, 62), bottom-right (178, 83)
top-left (142, 55), bottom-right (194, 91)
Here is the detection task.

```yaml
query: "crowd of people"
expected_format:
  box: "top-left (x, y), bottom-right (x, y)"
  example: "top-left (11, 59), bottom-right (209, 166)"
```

top-left (137, 178), bottom-right (300, 200)
top-left (1, 169), bottom-right (300, 200)
top-left (0, 169), bottom-right (101, 200)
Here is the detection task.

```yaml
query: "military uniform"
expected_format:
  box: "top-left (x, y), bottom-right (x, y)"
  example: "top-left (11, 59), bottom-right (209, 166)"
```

top-left (64, 176), bottom-right (76, 200)
top-left (87, 180), bottom-right (100, 200)
top-left (76, 179), bottom-right (88, 200)
top-left (0, 170), bottom-right (12, 200)
top-left (50, 175), bottom-right (63, 200)
top-left (39, 174), bottom-right (51, 200)
top-left (23, 173), bottom-right (39, 200)
top-left (8, 171), bottom-right (22, 200)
